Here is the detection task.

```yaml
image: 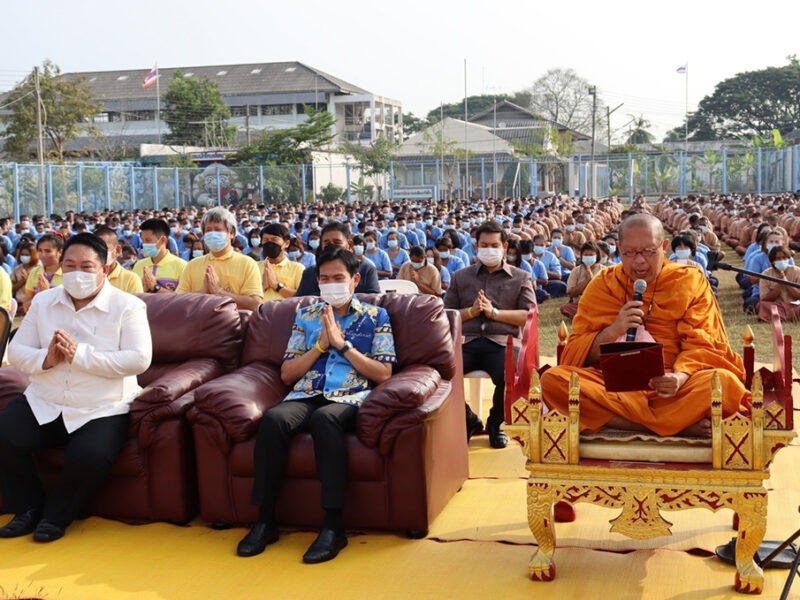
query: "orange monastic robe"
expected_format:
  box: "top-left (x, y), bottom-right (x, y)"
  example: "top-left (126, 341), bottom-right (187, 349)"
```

top-left (541, 261), bottom-right (751, 436)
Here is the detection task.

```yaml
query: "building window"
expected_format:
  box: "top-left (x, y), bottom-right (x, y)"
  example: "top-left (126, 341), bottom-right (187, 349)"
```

top-left (260, 104), bottom-right (292, 116)
top-left (230, 106), bottom-right (250, 118)
top-left (108, 112), bottom-right (123, 123)
top-left (93, 113), bottom-right (109, 123)
top-left (296, 103), bottom-right (325, 114)
top-left (126, 110), bottom-right (155, 121)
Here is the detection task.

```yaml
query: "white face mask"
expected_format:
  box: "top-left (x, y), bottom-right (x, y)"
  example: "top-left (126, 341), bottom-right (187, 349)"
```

top-left (477, 247), bottom-right (504, 267)
top-left (62, 270), bottom-right (101, 300)
top-left (319, 282), bottom-right (353, 308)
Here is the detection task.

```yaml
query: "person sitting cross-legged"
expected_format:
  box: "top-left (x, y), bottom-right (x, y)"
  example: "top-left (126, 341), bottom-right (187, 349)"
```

top-left (237, 246), bottom-right (396, 563)
top-left (0, 233), bottom-right (152, 543)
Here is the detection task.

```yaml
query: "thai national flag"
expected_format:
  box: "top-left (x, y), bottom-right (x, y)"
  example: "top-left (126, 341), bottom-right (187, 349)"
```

top-left (676, 64), bottom-right (687, 74)
top-left (142, 65), bottom-right (159, 88)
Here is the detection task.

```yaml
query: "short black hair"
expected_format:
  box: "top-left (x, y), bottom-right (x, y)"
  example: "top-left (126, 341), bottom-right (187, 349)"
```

top-left (409, 245), bottom-right (425, 259)
top-left (93, 225), bottom-right (119, 242)
top-left (36, 233), bottom-right (64, 252)
top-left (62, 232), bottom-right (108, 265)
top-left (671, 234), bottom-right (696, 254)
top-left (261, 223), bottom-right (290, 241)
top-left (140, 218), bottom-right (170, 240)
top-left (321, 221), bottom-right (351, 241)
top-left (474, 221), bottom-right (507, 244)
top-left (316, 245), bottom-right (359, 277)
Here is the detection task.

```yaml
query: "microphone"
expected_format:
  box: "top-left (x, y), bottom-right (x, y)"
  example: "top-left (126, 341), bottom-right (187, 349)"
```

top-left (626, 279), bottom-right (647, 342)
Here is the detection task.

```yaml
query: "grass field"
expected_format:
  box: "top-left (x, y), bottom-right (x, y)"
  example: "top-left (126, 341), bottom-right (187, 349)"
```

top-left (536, 240), bottom-right (799, 366)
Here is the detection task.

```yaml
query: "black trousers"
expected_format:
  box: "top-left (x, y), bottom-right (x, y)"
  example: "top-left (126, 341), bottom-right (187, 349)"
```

top-left (0, 396), bottom-right (129, 526)
top-left (463, 337), bottom-right (516, 429)
top-left (251, 395), bottom-right (358, 517)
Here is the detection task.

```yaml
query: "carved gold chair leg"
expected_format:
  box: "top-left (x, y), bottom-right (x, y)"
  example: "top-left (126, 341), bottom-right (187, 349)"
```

top-left (527, 481), bottom-right (557, 581)
top-left (732, 490), bottom-right (768, 594)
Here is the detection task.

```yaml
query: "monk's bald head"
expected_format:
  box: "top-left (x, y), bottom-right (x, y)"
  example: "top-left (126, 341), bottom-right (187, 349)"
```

top-left (618, 214), bottom-right (665, 246)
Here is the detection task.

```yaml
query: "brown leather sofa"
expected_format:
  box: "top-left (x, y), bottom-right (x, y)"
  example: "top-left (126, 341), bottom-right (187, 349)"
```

top-left (186, 293), bottom-right (468, 536)
top-left (0, 293), bottom-right (244, 523)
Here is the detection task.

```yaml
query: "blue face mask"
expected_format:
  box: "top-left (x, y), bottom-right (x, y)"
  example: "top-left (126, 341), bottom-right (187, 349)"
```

top-left (427, 257), bottom-right (435, 265)
top-left (533, 245), bottom-right (545, 255)
top-left (551, 238), bottom-right (563, 247)
top-left (608, 244), bottom-right (616, 254)
top-left (774, 259), bottom-right (790, 272)
top-left (287, 251), bottom-right (300, 260)
top-left (439, 250), bottom-right (450, 259)
top-left (353, 245), bottom-right (365, 255)
top-left (204, 231), bottom-right (228, 253)
top-left (142, 243), bottom-right (159, 258)
top-left (675, 249), bottom-right (692, 260)
top-left (387, 239), bottom-right (398, 249)
top-left (522, 253), bottom-right (532, 262)
top-left (582, 255), bottom-right (597, 267)
top-left (309, 239), bottom-right (320, 249)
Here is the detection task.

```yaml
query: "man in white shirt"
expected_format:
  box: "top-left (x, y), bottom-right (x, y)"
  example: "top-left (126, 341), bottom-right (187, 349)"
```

top-left (0, 233), bottom-right (152, 543)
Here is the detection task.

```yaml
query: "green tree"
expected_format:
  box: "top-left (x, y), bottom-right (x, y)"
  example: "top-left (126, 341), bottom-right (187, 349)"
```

top-left (1, 60), bottom-right (101, 161)
top-left (625, 115), bottom-right (655, 145)
top-left (233, 107), bottom-right (336, 165)
top-left (341, 135), bottom-right (399, 199)
top-left (163, 70), bottom-right (235, 146)
top-left (424, 94), bottom-right (515, 123)
top-left (402, 112), bottom-right (429, 139)
top-left (317, 182), bottom-right (345, 204)
top-left (418, 122), bottom-right (473, 199)
top-left (670, 56), bottom-right (800, 140)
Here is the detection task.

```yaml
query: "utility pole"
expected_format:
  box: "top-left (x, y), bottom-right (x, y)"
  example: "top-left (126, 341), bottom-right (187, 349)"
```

top-left (34, 66), bottom-right (46, 213)
top-left (607, 103), bottom-right (624, 150)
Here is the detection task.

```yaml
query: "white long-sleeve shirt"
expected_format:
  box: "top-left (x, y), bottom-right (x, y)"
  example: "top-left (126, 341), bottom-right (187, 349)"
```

top-left (8, 280), bottom-right (152, 432)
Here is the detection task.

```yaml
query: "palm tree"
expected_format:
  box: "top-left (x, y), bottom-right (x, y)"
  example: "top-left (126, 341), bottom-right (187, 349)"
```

top-left (625, 115), bottom-right (655, 145)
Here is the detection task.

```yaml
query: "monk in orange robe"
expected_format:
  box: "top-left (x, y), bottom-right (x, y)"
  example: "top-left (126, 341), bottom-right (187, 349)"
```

top-left (541, 214), bottom-right (750, 436)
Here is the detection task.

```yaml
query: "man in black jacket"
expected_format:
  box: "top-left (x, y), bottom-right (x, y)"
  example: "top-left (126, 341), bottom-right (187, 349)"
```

top-left (295, 222), bottom-right (381, 296)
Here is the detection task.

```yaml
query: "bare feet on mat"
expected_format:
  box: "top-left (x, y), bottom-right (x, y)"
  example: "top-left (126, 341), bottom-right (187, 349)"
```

top-left (602, 416), bottom-right (652, 433)
top-left (678, 418), bottom-right (712, 437)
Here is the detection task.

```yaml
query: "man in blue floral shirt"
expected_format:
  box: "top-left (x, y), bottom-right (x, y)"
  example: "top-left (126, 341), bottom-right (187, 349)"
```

top-left (238, 246), bottom-right (396, 564)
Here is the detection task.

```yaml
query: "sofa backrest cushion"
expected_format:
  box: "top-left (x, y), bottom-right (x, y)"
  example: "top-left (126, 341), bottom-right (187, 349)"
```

top-left (137, 293), bottom-right (244, 371)
top-left (242, 293), bottom-right (456, 380)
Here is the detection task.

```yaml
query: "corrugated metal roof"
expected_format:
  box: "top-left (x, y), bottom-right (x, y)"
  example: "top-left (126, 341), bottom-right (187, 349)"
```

top-left (61, 61), bottom-right (370, 102)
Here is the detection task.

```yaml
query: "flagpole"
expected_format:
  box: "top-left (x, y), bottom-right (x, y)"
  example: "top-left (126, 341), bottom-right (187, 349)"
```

top-left (155, 63), bottom-right (161, 145)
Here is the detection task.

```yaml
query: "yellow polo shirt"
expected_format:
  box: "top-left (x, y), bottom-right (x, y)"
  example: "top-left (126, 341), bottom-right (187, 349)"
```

top-left (258, 257), bottom-right (305, 302)
top-left (108, 262), bottom-right (144, 294)
top-left (177, 247), bottom-right (262, 298)
top-left (133, 252), bottom-right (187, 291)
top-left (0, 268), bottom-right (11, 314)
top-left (25, 265), bottom-right (63, 294)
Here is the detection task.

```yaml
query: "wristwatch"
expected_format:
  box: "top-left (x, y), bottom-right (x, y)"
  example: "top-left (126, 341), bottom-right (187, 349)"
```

top-left (491, 307), bottom-right (500, 319)
top-left (339, 341), bottom-right (354, 354)
top-left (152, 283), bottom-right (162, 293)
top-left (275, 282), bottom-right (285, 292)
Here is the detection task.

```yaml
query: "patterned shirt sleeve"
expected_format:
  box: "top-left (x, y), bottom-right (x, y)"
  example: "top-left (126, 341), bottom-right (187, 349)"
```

top-left (370, 308), bottom-right (397, 363)
top-left (283, 310), bottom-right (308, 360)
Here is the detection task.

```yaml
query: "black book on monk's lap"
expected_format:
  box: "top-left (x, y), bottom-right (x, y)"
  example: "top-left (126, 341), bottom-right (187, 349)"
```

top-left (599, 342), bottom-right (665, 392)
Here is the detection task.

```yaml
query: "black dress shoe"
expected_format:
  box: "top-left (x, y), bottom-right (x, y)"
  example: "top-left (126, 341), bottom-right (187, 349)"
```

top-left (33, 520), bottom-right (65, 543)
top-left (466, 415), bottom-right (484, 442)
top-left (0, 509), bottom-right (42, 538)
top-left (488, 424), bottom-right (508, 449)
top-left (302, 528), bottom-right (348, 564)
top-left (237, 522), bottom-right (279, 557)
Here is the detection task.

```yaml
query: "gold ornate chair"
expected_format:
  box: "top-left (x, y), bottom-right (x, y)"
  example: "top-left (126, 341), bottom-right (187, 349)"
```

top-left (503, 307), bottom-right (796, 594)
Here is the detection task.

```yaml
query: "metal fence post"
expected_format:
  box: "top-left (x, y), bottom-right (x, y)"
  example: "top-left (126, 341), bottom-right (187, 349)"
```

top-left (11, 163), bottom-right (19, 222)
top-left (606, 156), bottom-right (610, 197)
top-left (45, 164), bottom-right (53, 215)
top-left (390, 161), bottom-right (395, 201)
top-left (173, 167), bottom-right (180, 209)
top-left (722, 149), bottom-right (728, 195)
top-left (76, 164), bottom-right (83, 212)
top-left (530, 158), bottom-right (536, 197)
top-left (643, 156), bottom-right (649, 197)
top-left (628, 153), bottom-right (634, 202)
top-left (105, 165), bottom-right (111, 210)
top-left (216, 166), bottom-right (221, 205)
top-left (578, 155), bottom-right (584, 197)
top-left (129, 165), bottom-right (136, 210)
top-left (301, 165), bottom-right (307, 203)
top-left (757, 147), bottom-right (762, 195)
top-left (435, 159), bottom-right (440, 200)
top-left (793, 145), bottom-right (799, 193)
top-left (153, 166), bottom-right (159, 210)
top-left (259, 165), bottom-right (264, 203)
top-left (345, 163), bottom-right (351, 204)
top-left (481, 157), bottom-right (486, 201)
top-left (679, 152), bottom-right (686, 197)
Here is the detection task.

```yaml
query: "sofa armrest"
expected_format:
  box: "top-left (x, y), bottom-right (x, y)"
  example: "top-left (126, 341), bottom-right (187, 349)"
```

top-left (135, 358), bottom-right (225, 406)
top-left (356, 365), bottom-right (442, 449)
top-left (190, 362), bottom-right (287, 443)
top-left (377, 380), bottom-right (452, 456)
top-left (0, 366), bottom-right (30, 411)
top-left (135, 391), bottom-right (198, 448)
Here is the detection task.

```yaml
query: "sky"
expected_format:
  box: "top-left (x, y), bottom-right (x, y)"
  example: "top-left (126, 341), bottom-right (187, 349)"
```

top-left (1, 0), bottom-right (798, 143)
